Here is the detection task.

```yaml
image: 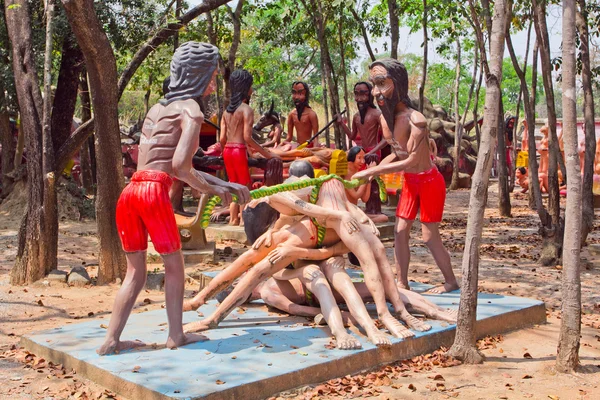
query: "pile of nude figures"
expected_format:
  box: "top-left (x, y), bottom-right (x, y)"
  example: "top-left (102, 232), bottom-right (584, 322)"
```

top-left (98, 42), bottom-right (459, 356)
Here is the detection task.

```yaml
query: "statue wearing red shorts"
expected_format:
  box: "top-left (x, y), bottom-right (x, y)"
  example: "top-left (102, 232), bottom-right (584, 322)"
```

top-left (98, 42), bottom-right (250, 356)
top-left (219, 70), bottom-right (276, 225)
top-left (353, 58), bottom-right (458, 295)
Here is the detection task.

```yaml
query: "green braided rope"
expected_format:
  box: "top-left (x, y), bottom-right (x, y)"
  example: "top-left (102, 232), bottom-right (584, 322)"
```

top-left (374, 176), bottom-right (388, 202)
top-left (200, 174), bottom-right (365, 229)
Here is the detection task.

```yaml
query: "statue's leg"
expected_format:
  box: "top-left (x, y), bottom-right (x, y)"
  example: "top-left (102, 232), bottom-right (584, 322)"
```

top-left (394, 217), bottom-right (413, 290)
top-left (229, 202), bottom-right (241, 225)
top-left (98, 251), bottom-right (148, 355)
top-left (283, 264), bottom-right (361, 350)
top-left (421, 222), bottom-right (459, 294)
top-left (328, 220), bottom-right (414, 339)
top-left (372, 240), bottom-right (431, 332)
top-left (184, 229), bottom-right (292, 311)
top-left (183, 253), bottom-right (298, 333)
top-left (321, 258), bottom-right (391, 346)
top-left (162, 251), bottom-right (209, 349)
top-left (398, 288), bottom-right (458, 323)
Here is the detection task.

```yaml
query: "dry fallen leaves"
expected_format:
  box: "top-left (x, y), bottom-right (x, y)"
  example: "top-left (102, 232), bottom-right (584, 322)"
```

top-left (216, 380), bottom-right (226, 385)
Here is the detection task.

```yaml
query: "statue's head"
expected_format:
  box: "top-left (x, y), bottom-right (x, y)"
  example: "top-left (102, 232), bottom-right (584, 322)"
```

top-left (289, 160), bottom-right (314, 179)
top-left (291, 81), bottom-right (310, 120)
top-left (164, 42), bottom-right (220, 105)
top-left (347, 146), bottom-right (366, 169)
top-left (226, 69), bottom-right (253, 113)
top-left (353, 82), bottom-right (376, 124)
top-left (369, 58), bottom-right (412, 130)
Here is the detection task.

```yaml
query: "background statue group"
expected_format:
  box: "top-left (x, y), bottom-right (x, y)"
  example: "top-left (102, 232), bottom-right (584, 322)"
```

top-left (98, 42), bottom-right (459, 356)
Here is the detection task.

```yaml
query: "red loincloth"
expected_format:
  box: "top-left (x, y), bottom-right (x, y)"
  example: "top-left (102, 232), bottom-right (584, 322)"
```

top-left (116, 170), bottom-right (181, 254)
top-left (223, 143), bottom-right (251, 186)
top-left (396, 167), bottom-right (446, 223)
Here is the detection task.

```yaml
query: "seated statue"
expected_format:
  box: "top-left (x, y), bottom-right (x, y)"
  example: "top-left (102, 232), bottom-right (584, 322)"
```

top-left (183, 161), bottom-right (431, 341)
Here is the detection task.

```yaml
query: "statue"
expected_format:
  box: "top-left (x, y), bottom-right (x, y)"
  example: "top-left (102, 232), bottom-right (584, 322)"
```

top-left (345, 146), bottom-right (388, 223)
top-left (183, 160), bottom-right (431, 340)
top-left (219, 69), bottom-right (276, 225)
top-left (97, 42), bottom-right (251, 356)
top-left (353, 58), bottom-right (459, 294)
top-left (336, 81), bottom-right (387, 157)
top-left (285, 82), bottom-right (319, 147)
top-left (538, 125), bottom-right (549, 175)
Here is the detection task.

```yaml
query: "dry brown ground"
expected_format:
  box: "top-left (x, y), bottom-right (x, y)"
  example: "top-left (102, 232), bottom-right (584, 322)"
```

top-left (0, 182), bottom-right (599, 400)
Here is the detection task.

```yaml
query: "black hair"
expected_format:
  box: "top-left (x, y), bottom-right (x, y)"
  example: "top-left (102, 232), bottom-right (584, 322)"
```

top-left (291, 81), bottom-right (310, 103)
top-left (227, 69), bottom-right (253, 113)
top-left (518, 167), bottom-right (527, 175)
top-left (347, 146), bottom-right (365, 162)
top-left (353, 81), bottom-right (376, 109)
top-left (289, 160), bottom-right (314, 178)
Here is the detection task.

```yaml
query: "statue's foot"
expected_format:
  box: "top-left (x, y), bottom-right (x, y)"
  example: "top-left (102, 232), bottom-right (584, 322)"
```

top-left (380, 314), bottom-right (414, 339)
top-left (424, 282), bottom-right (459, 294)
top-left (400, 313), bottom-right (432, 332)
top-left (334, 332), bottom-right (362, 350)
top-left (366, 330), bottom-right (392, 347)
top-left (433, 308), bottom-right (458, 323)
top-left (183, 299), bottom-right (203, 312)
top-left (166, 333), bottom-right (208, 349)
top-left (183, 319), bottom-right (215, 333)
top-left (396, 281), bottom-right (411, 291)
top-left (97, 339), bottom-right (145, 356)
top-left (229, 218), bottom-right (240, 226)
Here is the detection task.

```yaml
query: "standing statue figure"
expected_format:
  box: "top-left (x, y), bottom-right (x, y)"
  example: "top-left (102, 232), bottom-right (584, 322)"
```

top-left (219, 69), bottom-right (276, 225)
top-left (97, 42), bottom-right (250, 356)
top-left (336, 81), bottom-right (386, 157)
top-left (285, 81), bottom-right (319, 147)
top-left (353, 58), bottom-right (459, 294)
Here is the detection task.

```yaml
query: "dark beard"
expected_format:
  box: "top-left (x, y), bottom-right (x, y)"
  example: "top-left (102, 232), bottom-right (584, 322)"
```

top-left (357, 101), bottom-right (370, 124)
top-left (295, 101), bottom-right (309, 120)
top-left (378, 91), bottom-right (400, 132)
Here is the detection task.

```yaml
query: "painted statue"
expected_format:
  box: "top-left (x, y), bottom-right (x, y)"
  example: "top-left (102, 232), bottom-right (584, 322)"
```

top-left (97, 42), bottom-right (250, 356)
top-left (353, 58), bottom-right (459, 294)
top-left (285, 81), bottom-right (319, 147)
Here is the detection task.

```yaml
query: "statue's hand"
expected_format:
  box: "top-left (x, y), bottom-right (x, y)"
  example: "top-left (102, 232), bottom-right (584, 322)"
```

top-left (213, 186), bottom-right (233, 207)
top-left (228, 182), bottom-right (251, 204)
top-left (252, 229), bottom-right (275, 250)
top-left (352, 169), bottom-right (372, 183)
top-left (339, 213), bottom-right (360, 235)
top-left (325, 256), bottom-right (345, 270)
top-left (267, 244), bottom-right (293, 265)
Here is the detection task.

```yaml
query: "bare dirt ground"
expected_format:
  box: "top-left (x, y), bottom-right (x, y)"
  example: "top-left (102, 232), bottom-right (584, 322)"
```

top-left (0, 182), bottom-right (599, 400)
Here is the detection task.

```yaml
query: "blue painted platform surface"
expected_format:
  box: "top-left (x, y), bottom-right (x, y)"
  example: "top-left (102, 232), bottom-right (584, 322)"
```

top-left (22, 282), bottom-right (545, 400)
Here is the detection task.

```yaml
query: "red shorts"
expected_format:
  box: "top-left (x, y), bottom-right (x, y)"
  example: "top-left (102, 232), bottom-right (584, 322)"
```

top-left (116, 170), bottom-right (181, 254)
top-left (223, 143), bottom-right (251, 186)
top-left (396, 167), bottom-right (446, 223)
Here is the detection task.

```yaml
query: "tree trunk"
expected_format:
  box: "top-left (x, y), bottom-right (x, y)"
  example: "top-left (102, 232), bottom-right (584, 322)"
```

top-left (5, 0), bottom-right (55, 284)
top-left (532, 0), bottom-right (563, 266)
top-left (473, 63), bottom-right (483, 149)
top-left (419, 0), bottom-right (428, 114)
top-left (51, 34), bottom-right (84, 155)
top-left (78, 71), bottom-right (95, 194)
top-left (174, 0), bottom-right (182, 51)
top-left (349, 7), bottom-right (376, 62)
top-left (556, 0), bottom-right (581, 373)
top-left (0, 82), bottom-right (15, 197)
top-left (62, 0), bottom-right (126, 284)
top-left (576, 0), bottom-right (596, 246)
top-left (338, 12), bottom-right (350, 151)
top-left (387, 0), bottom-right (399, 59)
top-left (321, 68), bottom-right (331, 147)
top-left (450, 33), bottom-right (462, 190)
top-left (497, 97), bottom-right (511, 217)
top-left (144, 74), bottom-right (153, 116)
top-left (506, 13), bottom-right (548, 227)
top-left (448, 0), bottom-right (508, 364)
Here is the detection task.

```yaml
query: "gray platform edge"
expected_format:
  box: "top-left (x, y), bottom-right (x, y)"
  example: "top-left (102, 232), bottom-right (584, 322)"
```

top-left (21, 302), bottom-right (546, 400)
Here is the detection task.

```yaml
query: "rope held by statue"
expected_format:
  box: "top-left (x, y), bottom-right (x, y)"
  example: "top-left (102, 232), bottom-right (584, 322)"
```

top-left (200, 173), bottom-right (386, 229)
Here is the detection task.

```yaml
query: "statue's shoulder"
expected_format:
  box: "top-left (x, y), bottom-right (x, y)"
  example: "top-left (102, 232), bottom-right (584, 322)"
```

top-left (409, 109), bottom-right (427, 130)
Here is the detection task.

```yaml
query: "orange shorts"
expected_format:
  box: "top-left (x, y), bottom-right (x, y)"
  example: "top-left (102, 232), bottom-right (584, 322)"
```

top-left (396, 167), bottom-right (446, 223)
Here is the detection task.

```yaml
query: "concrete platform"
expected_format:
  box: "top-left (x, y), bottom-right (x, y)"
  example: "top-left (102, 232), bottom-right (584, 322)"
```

top-left (21, 283), bottom-right (545, 400)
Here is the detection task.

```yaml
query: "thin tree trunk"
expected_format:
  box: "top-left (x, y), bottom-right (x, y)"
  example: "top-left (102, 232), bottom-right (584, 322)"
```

top-left (321, 67), bottom-right (331, 147)
top-left (62, 0), bottom-right (126, 283)
top-left (5, 0), bottom-right (54, 284)
top-left (174, 0), bottom-right (182, 51)
top-left (448, 0), bottom-right (508, 364)
top-left (222, 0), bottom-right (244, 109)
top-left (388, 0), bottom-right (399, 59)
top-left (576, 0), bottom-right (596, 246)
top-left (532, 0), bottom-right (563, 266)
top-left (450, 33), bottom-right (462, 190)
top-left (506, 17), bottom-right (548, 225)
top-left (497, 96), bottom-right (511, 217)
top-left (473, 63), bottom-right (483, 149)
top-left (78, 71), bottom-right (95, 194)
top-left (338, 11), bottom-right (350, 151)
top-left (144, 74), bottom-right (153, 116)
top-left (556, 0), bottom-right (581, 373)
top-left (349, 7), bottom-right (376, 62)
top-left (0, 82), bottom-right (15, 196)
top-left (419, 0), bottom-right (428, 113)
